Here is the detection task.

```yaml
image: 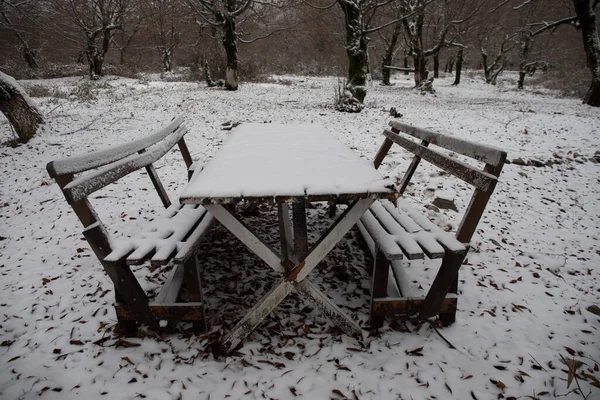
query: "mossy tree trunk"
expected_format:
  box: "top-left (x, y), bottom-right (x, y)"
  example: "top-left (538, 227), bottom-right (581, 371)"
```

top-left (339, 0), bottom-right (368, 102)
top-left (220, 14), bottom-right (238, 91)
top-left (0, 71), bottom-right (44, 143)
top-left (573, 0), bottom-right (600, 106)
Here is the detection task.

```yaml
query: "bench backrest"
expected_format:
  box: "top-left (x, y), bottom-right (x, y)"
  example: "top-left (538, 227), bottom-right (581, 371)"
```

top-left (374, 120), bottom-right (507, 244)
top-left (46, 115), bottom-right (193, 261)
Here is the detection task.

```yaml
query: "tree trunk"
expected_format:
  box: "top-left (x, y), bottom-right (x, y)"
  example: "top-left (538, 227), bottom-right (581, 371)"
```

top-left (339, 0), bottom-right (368, 102)
top-left (412, 51), bottom-right (427, 86)
top-left (22, 47), bottom-right (39, 69)
top-left (381, 23), bottom-right (402, 86)
top-left (453, 48), bottom-right (463, 85)
top-left (433, 53), bottom-right (439, 78)
top-left (0, 71), bottom-right (44, 143)
top-left (161, 49), bottom-right (173, 72)
top-left (221, 16), bottom-right (238, 91)
top-left (573, 0), bottom-right (600, 106)
top-left (481, 51), bottom-right (490, 82)
top-left (448, 59), bottom-right (454, 74)
top-left (518, 33), bottom-right (533, 90)
top-left (403, 56), bottom-right (409, 75)
top-left (1, 9), bottom-right (39, 69)
top-left (86, 34), bottom-right (103, 80)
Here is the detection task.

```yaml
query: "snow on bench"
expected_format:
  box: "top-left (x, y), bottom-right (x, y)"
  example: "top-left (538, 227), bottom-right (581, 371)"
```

top-left (363, 120), bottom-right (507, 327)
top-left (46, 115), bottom-right (210, 333)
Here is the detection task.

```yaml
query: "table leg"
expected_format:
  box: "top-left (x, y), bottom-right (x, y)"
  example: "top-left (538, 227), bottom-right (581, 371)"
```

top-left (292, 202), bottom-right (308, 258)
top-left (204, 205), bottom-right (284, 273)
top-left (220, 276), bottom-right (296, 353)
top-left (297, 280), bottom-right (361, 336)
top-left (278, 203), bottom-right (294, 265)
top-left (216, 199), bottom-right (374, 353)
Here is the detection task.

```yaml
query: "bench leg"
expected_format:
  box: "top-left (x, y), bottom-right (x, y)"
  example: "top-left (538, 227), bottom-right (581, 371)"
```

top-left (370, 247), bottom-right (390, 329)
top-left (328, 201), bottom-right (337, 217)
top-left (439, 276), bottom-right (459, 326)
top-left (420, 250), bottom-right (467, 322)
top-left (183, 255), bottom-right (207, 333)
top-left (113, 290), bottom-right (139, 334)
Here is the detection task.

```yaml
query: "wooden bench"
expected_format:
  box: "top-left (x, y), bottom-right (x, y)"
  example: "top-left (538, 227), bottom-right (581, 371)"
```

top-left (359, 120), bottom-right (507, 327)
top-left (46, 116), bottom-right (213, 333)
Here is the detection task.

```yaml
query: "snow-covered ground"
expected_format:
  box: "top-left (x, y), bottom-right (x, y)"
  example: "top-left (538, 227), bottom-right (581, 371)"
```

top-left (1, 73), bottom-right (599, 400)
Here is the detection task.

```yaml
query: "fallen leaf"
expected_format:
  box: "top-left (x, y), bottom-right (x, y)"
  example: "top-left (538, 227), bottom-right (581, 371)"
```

top-left (406, 347), bottom-right (424, 356)
top-left (114, 339), bottom-right (140, 348)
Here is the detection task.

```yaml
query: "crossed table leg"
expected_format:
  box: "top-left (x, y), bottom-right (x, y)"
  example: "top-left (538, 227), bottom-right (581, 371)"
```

top-left (205, 198), bottom-right (374, 354)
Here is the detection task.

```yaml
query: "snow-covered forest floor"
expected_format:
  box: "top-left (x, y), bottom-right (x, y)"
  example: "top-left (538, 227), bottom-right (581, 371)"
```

top-left (1, 72), bottom-right (599, 400)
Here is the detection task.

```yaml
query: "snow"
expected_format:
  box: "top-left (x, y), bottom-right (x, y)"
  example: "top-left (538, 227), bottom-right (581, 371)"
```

top-left (180, 123), bottom-right (393, 202)
top-left (0, 73), bottom-right (599, 399)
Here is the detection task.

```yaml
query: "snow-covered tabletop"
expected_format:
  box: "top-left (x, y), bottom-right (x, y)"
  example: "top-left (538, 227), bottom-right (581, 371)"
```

top-left (180, 123), bottom-right (395, 203)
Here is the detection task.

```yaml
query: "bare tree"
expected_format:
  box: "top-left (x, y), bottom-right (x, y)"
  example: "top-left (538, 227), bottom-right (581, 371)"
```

top-left (54, 0), bottom-right (132, 79)
top-left (0, 0), bottom-right (43, 69)
top-left (146, 0), bottom-right (181, 72)
top-left (185, 0), bottom-right (254, 90)
top-left (378, 5), bottom-right (405, 86)
top-left (0, 71), bottom-right (44, 143)
top-left (111, 4), bottom-right (143, 66)
top-left (398, 0), bottom-right (474, 87)
top-left (480, 33), bottom-right (514, 84)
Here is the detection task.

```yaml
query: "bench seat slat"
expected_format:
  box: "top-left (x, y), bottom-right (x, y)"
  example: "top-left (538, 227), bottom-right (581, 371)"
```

top-left (104, 204), bottom-right (212, 266)
top-left (360, 210), bottom-right (406, 260)
top-left (359, 200), bottom-right (466, 261)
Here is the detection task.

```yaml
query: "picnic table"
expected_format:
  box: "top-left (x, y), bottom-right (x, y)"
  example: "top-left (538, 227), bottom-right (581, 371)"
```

top-left (180, 123), bottom-right (396, 353)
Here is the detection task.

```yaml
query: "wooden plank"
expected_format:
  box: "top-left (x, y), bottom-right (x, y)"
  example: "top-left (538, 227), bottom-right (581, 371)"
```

top-left (183, 256), bottom-right (207, 332)
top-left (297, 281), bottom-right (361, 336)
top-left (63, 126), bottom-right (188, 203)
top-left (370, 247), bottom-right (390, 328)
top-left (383, 129), bottom-right (498, 193)
top-left (288, 198), bottom-right (374, 283)
top-left (373, 138), bottom-right (394, 169)
top-left (82, 221), bottom-right (113, 263)
top-left (372, 295), bottom-right (457, 317)
top-left (220, 277), bottom-right (296, 354)
top-left (204, 204), bottom-right (284, 273)
top-left (177, 137), bottom-right (193, 169)
top-left (292, 202), bottom-right (309, 259)
top-left (181, 191), bottom-right (397, 206)
top-left (278, 203), bottom-right (294, 265)
top-left (219, 199), bottom-right (373, 354)
top-left (155, 264), bottom-right (185, 304)
top-left (115, 302), bottom-right (204, 322)
top-left (389, 121), bottom-right (507, 166)
top-left (85, 225), bottom-right (158, 328)
top-left (420, 250), bottom-right (467, 319)
top-left (145, 162), bottom-right (171, 208)
top-left (390, 260), bottom-right (418, 298)
top-left (356, 220), bottom-right (375, 258)
top-left (398, 141), bottom-right (429, 195)
top-left (456, 160), bottom-right (505, 244)
top-left (383, 65), bottom-right (415, 72)
top-left (47, 115), bottom-right (185, 177)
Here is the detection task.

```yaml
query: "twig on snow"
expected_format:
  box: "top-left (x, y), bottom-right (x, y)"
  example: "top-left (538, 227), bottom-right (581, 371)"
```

top-left (529, 352), bottom-right (547, 371)
top-left (60, 117), bottom-right (100, 135)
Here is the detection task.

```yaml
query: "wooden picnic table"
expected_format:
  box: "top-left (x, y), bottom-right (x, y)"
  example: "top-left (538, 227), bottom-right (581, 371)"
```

top-left (180, 123), bottom-right (396, 353)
